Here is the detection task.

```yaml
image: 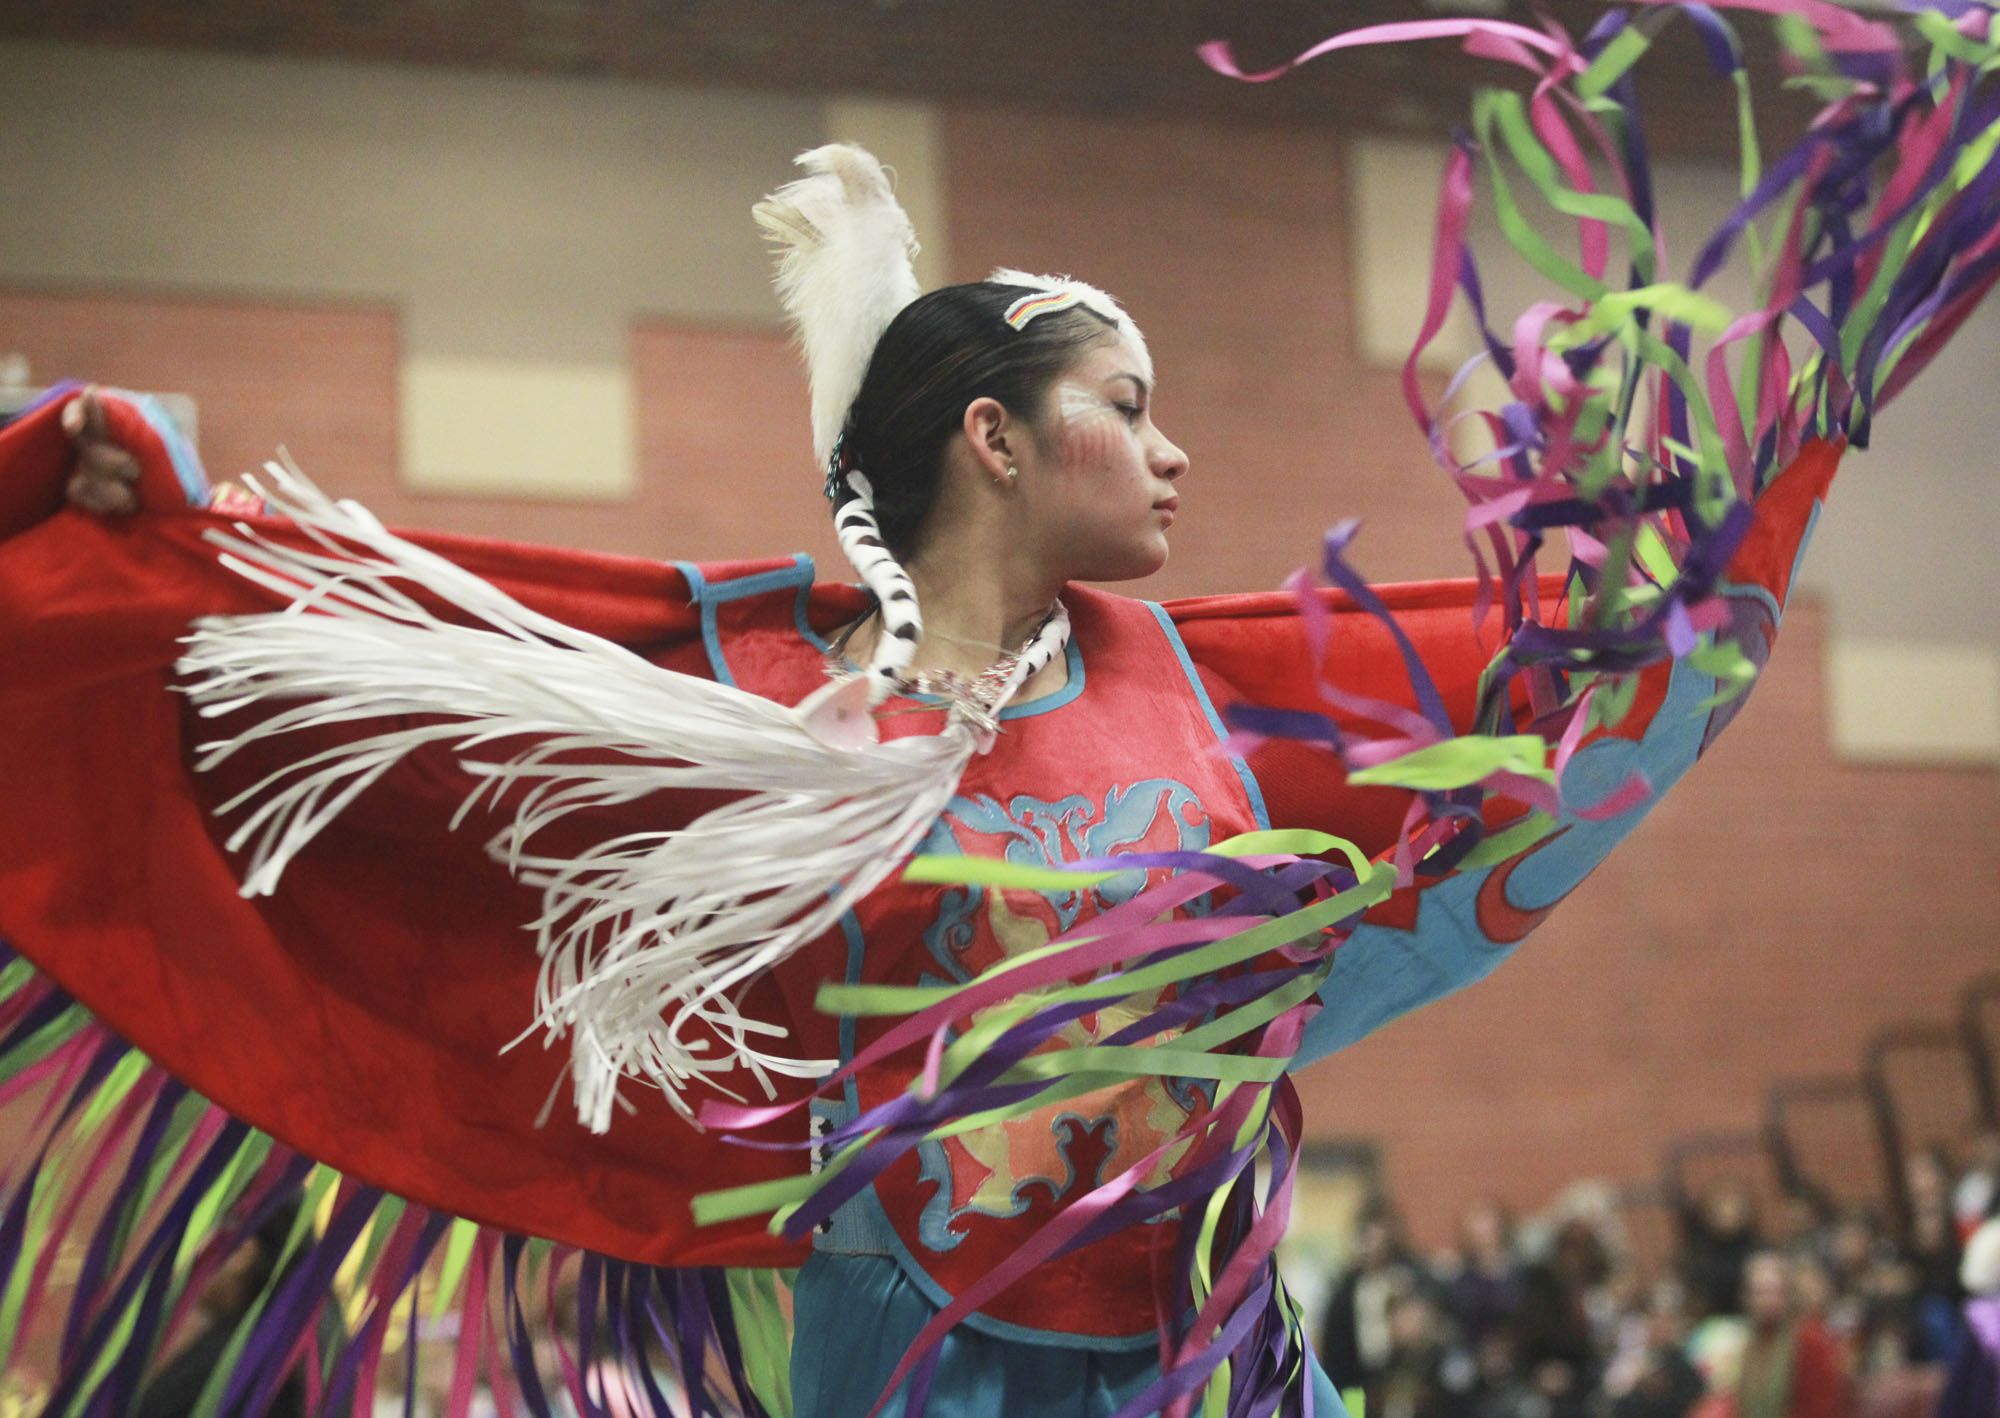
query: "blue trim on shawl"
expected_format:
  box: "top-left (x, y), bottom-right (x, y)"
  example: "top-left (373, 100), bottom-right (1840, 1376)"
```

top-left (1140, 602), bottom-right (1271, 832)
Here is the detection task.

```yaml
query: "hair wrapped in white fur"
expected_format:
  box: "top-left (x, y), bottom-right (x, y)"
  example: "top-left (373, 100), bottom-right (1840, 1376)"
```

top-left (830, 470), bottom-right (924, 696)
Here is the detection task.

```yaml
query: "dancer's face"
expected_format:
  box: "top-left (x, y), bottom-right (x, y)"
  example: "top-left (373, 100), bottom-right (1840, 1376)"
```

top-left (1027, 334), bottom-right (1189, 583)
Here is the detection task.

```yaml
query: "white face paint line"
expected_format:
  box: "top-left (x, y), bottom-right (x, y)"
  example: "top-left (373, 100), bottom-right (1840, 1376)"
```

top-left (1056, 379), bottom-right (1122, 427)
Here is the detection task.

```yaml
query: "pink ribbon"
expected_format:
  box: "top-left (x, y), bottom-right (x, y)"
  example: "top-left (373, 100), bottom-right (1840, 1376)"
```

top-left (446, 1234), bottom-right (492, 1418)
top-left (1198, 19), bottom-right (1566, 86)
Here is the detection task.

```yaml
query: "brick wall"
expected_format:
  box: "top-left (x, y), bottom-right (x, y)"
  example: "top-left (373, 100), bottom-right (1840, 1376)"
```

top-left (0, 288), bottom-right (840, 566)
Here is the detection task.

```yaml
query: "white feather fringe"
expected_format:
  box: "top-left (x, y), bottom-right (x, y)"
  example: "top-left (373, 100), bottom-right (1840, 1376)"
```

top-left (754, 144), bottom-right (923, 467)
top-left (177, 459), bottom-right (985, 1132)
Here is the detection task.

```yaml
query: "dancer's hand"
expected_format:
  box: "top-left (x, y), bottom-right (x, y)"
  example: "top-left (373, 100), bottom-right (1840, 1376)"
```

top-left (62, 386), bottom-right (142, 517)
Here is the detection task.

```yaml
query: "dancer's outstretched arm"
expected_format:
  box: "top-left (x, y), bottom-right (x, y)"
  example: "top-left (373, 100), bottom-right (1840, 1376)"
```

top-left (1165, 440), bottom-right (1836, 1066)
top-left (0, 388), bottom-right (821, 1268)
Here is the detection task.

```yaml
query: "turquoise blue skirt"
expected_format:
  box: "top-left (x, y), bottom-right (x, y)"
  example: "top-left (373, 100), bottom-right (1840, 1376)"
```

top-left (790, 1251), bottom-right (1348, 1418)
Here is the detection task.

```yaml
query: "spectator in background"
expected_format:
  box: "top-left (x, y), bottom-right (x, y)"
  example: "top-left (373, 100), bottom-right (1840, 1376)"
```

top-left (1376, 1287), bottom-right (1474, 1418)
top-left (1602, 1281), bottom-right (1706, 1418)
top-left (1682, 1181), bottom-right (1762, 1321)
top-left (1465, 1336), bottom-right (1592, 1418)
top-left (1785, 1254), bottom-right (1836, 1334)
top-left (1521, 1353), bottom-right (1594, 1418)
top-left (1444, 1199), bottom-right (1524, 1352)
top-left (1821, 1207), bottom-right (1875, 1290)
top-left (1904, 1144), bottom-right (1964, 1361)
top-left (1509, 1218), bottom-right (1606, 1417)
top-left (1467, 1329), bottom-right (1532, 1418)
top-left (1770, 1187), bottom-right (1832, 1262)
top-left (1321, 1202), bottom-right (1426, 1400)
top-left (1812, 1204), bottom-right (1910, 1374)
top-left (1704, 1250), bottom-right (1850, 1418)
top-left (1852, 1249), bottom-right (1922, 1380)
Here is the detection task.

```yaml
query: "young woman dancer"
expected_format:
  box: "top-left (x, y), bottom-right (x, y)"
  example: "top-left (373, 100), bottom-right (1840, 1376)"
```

top-left (5, 4), bottom-right (1996, 1413)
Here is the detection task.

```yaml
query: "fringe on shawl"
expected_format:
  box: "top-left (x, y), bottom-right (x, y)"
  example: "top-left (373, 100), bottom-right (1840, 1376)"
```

top-left (0, 943), bottom-right (790, 1418)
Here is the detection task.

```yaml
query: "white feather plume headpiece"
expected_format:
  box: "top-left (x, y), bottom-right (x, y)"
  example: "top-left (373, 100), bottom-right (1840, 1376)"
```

top-left (754, 144), bottom-right (923, 468)
top-left (753, 145), bottom-right (1153, 473)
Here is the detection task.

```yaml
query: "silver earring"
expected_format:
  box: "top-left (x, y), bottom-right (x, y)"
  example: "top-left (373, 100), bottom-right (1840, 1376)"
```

top-left (1005, 465), bottom-right (1019, 483)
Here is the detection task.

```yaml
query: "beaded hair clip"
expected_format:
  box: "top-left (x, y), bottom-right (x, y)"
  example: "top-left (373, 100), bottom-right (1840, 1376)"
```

top-left (1002, 287), bottom-right (1091, 330)
top-left (822, 429), bottom-right (850, 504)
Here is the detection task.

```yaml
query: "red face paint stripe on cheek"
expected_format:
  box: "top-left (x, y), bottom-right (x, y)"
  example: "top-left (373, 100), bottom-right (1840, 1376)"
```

top-left (1061, 417), bottom-right (1125, 471)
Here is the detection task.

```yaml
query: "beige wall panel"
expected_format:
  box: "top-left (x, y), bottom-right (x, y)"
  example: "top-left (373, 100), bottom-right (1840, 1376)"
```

top-left (0, 39), bottom-right (823, 498)
top-left (0, 41), bottom-right (815, 353)
top-left (1347, 134), bottom-right (1477, 373)
top-left (1829, 639), bottom-right (2000, 764)
top-left (399, 355), bottom-right (635, 499)
top-left (823, 98), bottom-right (949, 291)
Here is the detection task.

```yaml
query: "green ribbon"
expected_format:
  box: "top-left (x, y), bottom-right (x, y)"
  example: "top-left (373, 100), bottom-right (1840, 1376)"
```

top-left (1348, 735), bottom-right (1552, 791)
top-left (729, 1267), bottom-right (796, 1418)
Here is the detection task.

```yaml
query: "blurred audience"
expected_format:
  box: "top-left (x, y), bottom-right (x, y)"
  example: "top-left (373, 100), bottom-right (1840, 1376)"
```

top-left (1308, 1137), bottom-right (2000, 1418)
top-left (1602, 1283), bottom-right (1706, 1418)
top-left (1904, 1146), bottom-right (1965, 1362)
top-left (1704, 1250), bottom-right (1849, 1418)
top-left (1448, 1199), bottom-right (1526, 1350)
top-left (1682, 1181), bottom-right (1761, 1322)
top-left (1320, 1202), bottom-right (1429, 1400)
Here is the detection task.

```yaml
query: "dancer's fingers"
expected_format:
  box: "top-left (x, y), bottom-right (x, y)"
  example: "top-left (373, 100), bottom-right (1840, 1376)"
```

top-left (62, 386), bottom-right (145, 517)
top-left (73, 434), bottom-right (140, 488)
top-left (61, 385), bottom-right (109, 441)
top-left (67, 467), bottom-right (140, 517)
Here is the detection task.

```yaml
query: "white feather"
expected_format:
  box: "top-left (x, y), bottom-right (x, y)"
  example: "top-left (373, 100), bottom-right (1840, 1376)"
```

top-left (755, 144), bottom-right (923, 466)
top-left (177, 458), bottom-right (987, 1132)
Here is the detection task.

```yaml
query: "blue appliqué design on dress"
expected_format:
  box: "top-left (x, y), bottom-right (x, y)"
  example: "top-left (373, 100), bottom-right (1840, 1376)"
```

top-left (910, 780), bottom-right (1211, 1252)
top-left (917, 779), bottom-right (1209, 986)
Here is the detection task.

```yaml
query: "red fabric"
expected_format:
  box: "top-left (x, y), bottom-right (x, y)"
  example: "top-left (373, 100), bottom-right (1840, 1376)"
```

top-left (1171, 438), bottom-right (1837, 842)
top-left (1172, 437), bottom-right (1839, 933)
top-left (1173, 575), bottom-right (1558, 858)
top-left (839, 588), bottom-right (1270, 1339)
top-left (1788, 1320), bottom-right (1855, 1418)
top-left (0, 397), bottom-right (813, 1268)
top-left (0, 392), bottom-right (1840, 1270)
top-left (1708, 1322), bottom-right (1855, 1418)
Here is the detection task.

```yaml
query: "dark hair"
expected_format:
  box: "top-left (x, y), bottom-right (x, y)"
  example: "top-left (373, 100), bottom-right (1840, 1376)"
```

top-left (840, 281), bottom-right (1120, 555)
